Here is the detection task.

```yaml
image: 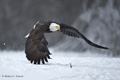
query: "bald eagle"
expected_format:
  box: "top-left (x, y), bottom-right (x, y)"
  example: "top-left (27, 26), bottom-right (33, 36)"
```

top-left (25, 21), bottom-right (108, 64)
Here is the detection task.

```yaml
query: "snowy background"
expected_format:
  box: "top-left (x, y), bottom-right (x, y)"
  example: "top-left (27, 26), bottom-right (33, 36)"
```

top-left (0, 50), bottom-right (120, 80)
top-left (0, 0), bottom-right (120, 80)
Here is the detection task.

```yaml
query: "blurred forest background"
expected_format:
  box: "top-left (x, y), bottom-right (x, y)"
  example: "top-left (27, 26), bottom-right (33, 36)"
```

top-left (0, 0), bottom-right (120, 56)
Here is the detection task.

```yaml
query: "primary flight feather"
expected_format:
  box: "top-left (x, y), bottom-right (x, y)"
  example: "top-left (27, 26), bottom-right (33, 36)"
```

top-left (25, 21), bottom-right (108, 64)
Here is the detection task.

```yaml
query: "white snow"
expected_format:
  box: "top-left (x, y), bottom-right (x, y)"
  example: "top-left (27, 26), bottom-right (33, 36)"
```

top-left (3, 43), bottom-right (5, 45)
top-left (0, 50), bottom-right (120, 80)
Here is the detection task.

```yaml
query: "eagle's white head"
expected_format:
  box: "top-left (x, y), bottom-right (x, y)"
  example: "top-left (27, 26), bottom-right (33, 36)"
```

top-left (49, 23), bottom-right (60, 31)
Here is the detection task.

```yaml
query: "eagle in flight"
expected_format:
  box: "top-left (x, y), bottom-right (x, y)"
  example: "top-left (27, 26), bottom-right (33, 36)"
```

top-left (25, 21), bottom-right (108, 64)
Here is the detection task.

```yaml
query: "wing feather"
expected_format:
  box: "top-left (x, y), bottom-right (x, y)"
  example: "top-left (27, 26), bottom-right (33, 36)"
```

top-left (60, 23), bottom-right (109, 49)
top-left (25, 29), bottom-right (51, 64)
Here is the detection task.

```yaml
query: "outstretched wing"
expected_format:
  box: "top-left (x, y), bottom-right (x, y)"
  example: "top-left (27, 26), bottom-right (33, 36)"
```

top-left (25, 29), bottom-right (51, 64)
top-left (59, 23), bottom-right (109, 49)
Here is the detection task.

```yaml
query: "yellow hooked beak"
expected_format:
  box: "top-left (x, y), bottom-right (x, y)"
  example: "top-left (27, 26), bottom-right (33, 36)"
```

top-left (57, 26), bottom-right (60, 30)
